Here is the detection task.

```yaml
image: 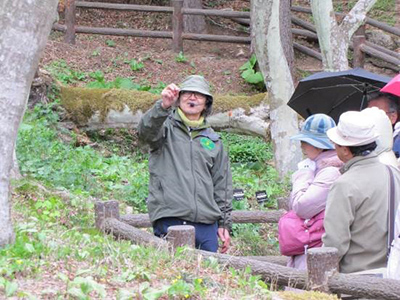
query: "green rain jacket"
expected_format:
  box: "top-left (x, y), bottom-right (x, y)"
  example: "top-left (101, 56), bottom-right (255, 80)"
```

top-left (138, 100), bottom-right (233, 230)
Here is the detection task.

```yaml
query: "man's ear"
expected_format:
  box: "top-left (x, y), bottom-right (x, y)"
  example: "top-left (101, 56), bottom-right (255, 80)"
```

top-left (391, 111), bottom-right (399, 125)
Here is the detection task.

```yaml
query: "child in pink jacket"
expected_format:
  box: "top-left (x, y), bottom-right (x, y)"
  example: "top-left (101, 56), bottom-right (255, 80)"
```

top-left (287, 114), bottom-right (343, 270)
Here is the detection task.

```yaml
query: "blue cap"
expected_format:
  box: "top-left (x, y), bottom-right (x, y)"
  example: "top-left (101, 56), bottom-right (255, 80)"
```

top-left (291, 114), bottom-right (336, 150)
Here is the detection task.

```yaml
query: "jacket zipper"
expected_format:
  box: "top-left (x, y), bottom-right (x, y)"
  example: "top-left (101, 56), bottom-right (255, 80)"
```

top-left (188, 127), bottom-right (198, 222)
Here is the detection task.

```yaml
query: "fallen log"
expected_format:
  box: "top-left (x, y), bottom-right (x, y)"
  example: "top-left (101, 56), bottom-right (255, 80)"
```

top-left (97, 201), bottom-right (400, 299)
top-left (60, 87), bottom-right (271, 138)
top-left (119, 210), bottom-right (286, 228)
top-left (244, 256), bottom-right (288, 266)
top-left (104, 218), bottom-right (400, 299)
top-left (101, 216), bottom-right (308, 289)
top-left (103, 218), bottom-right (168, 248)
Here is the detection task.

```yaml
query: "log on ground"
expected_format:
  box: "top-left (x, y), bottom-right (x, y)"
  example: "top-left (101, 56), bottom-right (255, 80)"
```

top-left (120, 210), bottom-right (285, 228)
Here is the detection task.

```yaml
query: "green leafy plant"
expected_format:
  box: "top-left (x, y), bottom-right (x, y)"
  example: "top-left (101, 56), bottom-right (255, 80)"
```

top-left (91, 49), bottom-right (100, 57)
top-left (105, 39), bottom-right (116, 47)
top-left (126, 59), bottom-right (144, 71)
top-left (46, 59), bottom-right (86, 84)
top-left (175, 51), bottom-right (188, 63)
top-left (239, 54), bottom-right (265, 90)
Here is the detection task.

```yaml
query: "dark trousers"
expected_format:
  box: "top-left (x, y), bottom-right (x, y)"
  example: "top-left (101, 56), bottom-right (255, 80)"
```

top-left (153, 217), bottom-right (218, 252)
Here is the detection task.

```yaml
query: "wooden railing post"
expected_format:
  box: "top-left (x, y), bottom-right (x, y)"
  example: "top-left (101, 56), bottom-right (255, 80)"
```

top-left (166, 225), bottom-right (195, 250)
top-left (64, 0), bottom-right (76, 44)
top-left (95, 200), bottom-right (120, 230)
top-left (353, 24), bottom-right (366, 68)
top-left (171, 0), bottom-right (184, 53)
top-left (307, 247), bottom-right (339, 293)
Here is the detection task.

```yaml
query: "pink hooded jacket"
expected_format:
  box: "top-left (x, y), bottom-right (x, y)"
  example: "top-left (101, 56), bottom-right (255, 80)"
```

top-left (287, 150), bottom-right (343, 270)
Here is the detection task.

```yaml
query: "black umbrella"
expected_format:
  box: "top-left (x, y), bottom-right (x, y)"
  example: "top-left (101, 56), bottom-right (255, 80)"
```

top-left (288, 68), bottom-right (391, 122)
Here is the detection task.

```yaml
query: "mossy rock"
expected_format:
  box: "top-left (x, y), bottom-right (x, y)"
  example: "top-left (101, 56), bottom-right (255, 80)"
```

top-left (60, 87), bottom-right (268, 125)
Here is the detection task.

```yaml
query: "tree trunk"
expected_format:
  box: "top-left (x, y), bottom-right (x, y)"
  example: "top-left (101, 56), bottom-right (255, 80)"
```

top-left (251, 0), bottom-right (301, 178)
top-left (396, 0), bottom-right (400, 27)
top-left (183, 0), bottom-right (206, 34)
top-left (310, 0), bottom-right (377, 71)
top-left (10, 149), bottom-right (22, 180)
top-left (0, 0), bottom-right (59, 248)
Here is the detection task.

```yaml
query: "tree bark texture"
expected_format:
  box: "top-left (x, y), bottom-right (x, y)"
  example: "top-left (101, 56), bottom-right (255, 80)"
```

top-left (120, 210), bottom-right (285, 228)
top-left (103, 218), bottom-right (168, 249)
top-left (183, 0), bottom-right (206, 34)
top-left (307, 247), bottom-right (339, 293)
top-left (251, 0), bottom-right (301, 178)
top-left (95, 200), bottom-right (120, 230)
top-left (310, 0), bottom-right (377, 71)
top-left (166, 225), bottom-right (195, 250)
top-left (0, 0), bottom-right (59, 248)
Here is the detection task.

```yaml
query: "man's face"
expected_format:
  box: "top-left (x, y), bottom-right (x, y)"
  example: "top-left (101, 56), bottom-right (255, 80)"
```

top-left (367, 98), bottom-right (398, 125)
top-left (334, 143), bottom-right (351, 163)
top-left (179, 91), bottom-right (207, 120)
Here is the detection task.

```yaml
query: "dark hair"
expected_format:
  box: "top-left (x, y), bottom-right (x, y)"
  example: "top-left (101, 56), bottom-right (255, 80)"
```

top-left (348, 141), bottom-right (377, 157)
top-left (367, 91), bottom-right (400, 113)
top-left (203, 96), bottom-right (213, 117)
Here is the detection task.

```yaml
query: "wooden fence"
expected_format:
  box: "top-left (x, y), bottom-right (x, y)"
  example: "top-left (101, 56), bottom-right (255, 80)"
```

top-left (54, 1), bottom-right (400, 70)
top-left (95, 200), bottom-right (400, 300)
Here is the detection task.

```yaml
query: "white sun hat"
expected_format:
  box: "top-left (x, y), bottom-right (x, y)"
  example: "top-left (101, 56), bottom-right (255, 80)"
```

top-left (327, 110), bottom-right (379, 147)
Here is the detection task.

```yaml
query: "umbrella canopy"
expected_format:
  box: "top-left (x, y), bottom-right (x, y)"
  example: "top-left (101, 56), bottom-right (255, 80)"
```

top-left (381, 74), bottom-right (400, 97)
top-left (288, 68), bottom-right (391, 122)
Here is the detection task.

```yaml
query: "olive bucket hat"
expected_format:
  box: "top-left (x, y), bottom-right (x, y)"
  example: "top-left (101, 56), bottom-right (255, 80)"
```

top-left (179, 75), bottom-right (213, 101)
top-left (179, 75), bottom-right (213, 116)
top-left (291, 114), bottom-right (336, 150)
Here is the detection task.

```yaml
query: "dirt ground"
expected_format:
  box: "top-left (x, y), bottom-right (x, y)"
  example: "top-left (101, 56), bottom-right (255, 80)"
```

top-left (41, 4), bottom-right (328, 95)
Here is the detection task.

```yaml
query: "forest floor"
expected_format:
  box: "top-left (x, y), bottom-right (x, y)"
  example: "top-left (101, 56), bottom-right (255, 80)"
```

top-left (41, 0), bottom-right (398, 97)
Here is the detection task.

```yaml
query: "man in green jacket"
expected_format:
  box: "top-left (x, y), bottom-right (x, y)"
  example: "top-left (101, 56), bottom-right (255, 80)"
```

top-left (324, 110), bottom-right (400, 273)
top-left (138, 75), bottom-right (233, 253)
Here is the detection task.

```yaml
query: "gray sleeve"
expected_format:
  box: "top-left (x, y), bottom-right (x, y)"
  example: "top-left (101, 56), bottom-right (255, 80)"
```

top-left (138, 100), bottom-right (171, 150)
top-left (212, 143), bottom-right (233, 230)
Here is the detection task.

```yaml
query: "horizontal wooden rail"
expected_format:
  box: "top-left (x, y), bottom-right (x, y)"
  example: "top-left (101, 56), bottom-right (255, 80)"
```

top-left (291, 15), bottom-right (316, 33)
top-left (120, 209), bottom-right (286, 228)
top-left (182, 32), bottom-right (250, 43)
top-left (75, 1), bottom-right (250, 18)
top-left (53, 24), bottom-right (172, 38)
top-left (291, 5), bottom-right (400, 37)
top-left (292, 28), bottom-right (318, 40)
top-left (360, 44), bottom-right (400, 68)
top-left (53, 24), bottom-right (250, 44)
top-left (76, 1), bottom-right (173, 12)
top-left (293, 42), bottom-right (322, 61)
top-left (365, 41), bottom-right (400, 60)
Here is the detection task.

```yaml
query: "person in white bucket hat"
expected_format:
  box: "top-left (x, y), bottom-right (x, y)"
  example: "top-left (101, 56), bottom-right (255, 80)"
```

top-left (323, 111), bottom-right (400, 274)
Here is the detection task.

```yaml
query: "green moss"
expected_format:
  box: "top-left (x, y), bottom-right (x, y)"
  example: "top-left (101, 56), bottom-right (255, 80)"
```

top-left (276, 291), bottom-right (339, 300)
top-left (61, 87), bottom-right (159, 125)
top-left (60, 87), bottom-right (268, 125)
top-left (213, 93), bottom-right (268, 114)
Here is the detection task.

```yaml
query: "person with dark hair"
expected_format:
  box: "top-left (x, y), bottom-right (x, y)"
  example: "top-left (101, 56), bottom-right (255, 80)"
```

top-left (323, 111), bottom-right (400, 273)
top-left (138, 75), bottom-right (232, 253)
top-left (367, 91), bottom-right (400, 157)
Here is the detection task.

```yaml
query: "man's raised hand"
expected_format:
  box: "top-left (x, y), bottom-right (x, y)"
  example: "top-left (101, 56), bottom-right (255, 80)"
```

top-left (161, 83), bottom-right (180, 109)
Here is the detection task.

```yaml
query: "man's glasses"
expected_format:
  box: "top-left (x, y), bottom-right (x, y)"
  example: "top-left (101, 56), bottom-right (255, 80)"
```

top-left (181, 91), bottom-right (206, 100)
